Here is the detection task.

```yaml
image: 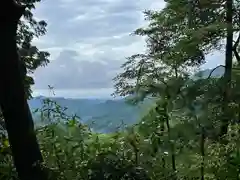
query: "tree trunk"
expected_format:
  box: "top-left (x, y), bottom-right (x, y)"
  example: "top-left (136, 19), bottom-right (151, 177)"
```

top-left (200, 126), bottom-right (205, 180)
top-left (0, 1), bottom-right (48, 180)
top-left (220, 0), bottom-right (233, 137)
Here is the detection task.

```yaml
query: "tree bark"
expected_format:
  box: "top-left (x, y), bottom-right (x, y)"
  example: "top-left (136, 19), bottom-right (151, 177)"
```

top-left (200, 126), bottom-right (205, 180)
top-left (220, 0), bottom-right (233, 137)
top-left (0, 1), bottom-right (48, 180)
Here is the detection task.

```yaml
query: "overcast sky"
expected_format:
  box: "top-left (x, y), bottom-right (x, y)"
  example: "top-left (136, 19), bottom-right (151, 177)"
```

top-left (31, 0), bottom-right (224, 99)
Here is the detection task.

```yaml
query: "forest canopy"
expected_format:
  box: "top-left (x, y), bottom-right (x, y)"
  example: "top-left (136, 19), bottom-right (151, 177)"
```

top-left (1, 0), bottom-right (240, 180)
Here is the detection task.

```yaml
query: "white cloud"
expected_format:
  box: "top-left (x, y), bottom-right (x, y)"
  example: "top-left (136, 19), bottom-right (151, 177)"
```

top-left (42, 47), bottom-right (64, 60)
top-left (32, 88), bottom-right (115, 99)
top-left (31, 0), bottom-right (223, 98)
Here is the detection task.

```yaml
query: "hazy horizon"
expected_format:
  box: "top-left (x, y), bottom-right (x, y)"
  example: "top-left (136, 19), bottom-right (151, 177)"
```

top-left (32, 63), bottom-right (224, 99)
top-left (32, 88), bottom-right (117, 99)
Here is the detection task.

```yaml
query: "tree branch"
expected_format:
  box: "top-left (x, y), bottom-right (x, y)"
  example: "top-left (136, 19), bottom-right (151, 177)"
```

top-left (232, 32), bottom-right (240, 63)
top-left (207, 65), bottom-right (225, 79)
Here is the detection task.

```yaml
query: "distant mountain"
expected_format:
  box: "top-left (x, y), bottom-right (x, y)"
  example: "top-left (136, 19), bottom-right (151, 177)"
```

top-left (29, 67), bottom-right (225, 132)
top-left (194, 66), bottom-right (224, 79)
top-left (29, 96), bottom-right (149, 133)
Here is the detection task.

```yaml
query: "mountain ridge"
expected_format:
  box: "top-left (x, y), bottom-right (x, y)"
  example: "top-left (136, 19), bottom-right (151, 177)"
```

top-left (29, 67), bottom-right (225, 132)
top-left (28, 96), bottom-right (148, 133)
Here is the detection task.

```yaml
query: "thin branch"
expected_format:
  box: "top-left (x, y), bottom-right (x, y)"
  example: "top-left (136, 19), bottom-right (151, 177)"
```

top-left (207, 65), bottom-right (225, 79)
top-left (232, 32), bottom-right (240, 63)
top-left (207, 65), bottom-right (240, 79)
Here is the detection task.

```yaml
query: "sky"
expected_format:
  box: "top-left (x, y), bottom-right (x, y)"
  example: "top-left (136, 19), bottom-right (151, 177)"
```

top-left (31, 0), bottom-right (225, 99)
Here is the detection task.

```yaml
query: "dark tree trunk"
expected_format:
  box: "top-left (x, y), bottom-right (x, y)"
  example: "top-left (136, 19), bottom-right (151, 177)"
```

top-left (200, 126), bottom-right (205, 180)
top-left (220, 0), bottom-right (233, 137)
top-left (0, 1), bottom-right (48, 180)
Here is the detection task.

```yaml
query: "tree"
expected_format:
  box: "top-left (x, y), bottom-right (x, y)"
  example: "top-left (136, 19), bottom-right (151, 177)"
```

top-left (0, 0), bottom-right (50, 179)
top-left (112, 0), bottom-right (240, 179)
top-left (18, 0), bottom-right (50, 98)
top-left (220, 0), bottom-right (233, 136)
top-left (114, 0), bottom-right (240, 139)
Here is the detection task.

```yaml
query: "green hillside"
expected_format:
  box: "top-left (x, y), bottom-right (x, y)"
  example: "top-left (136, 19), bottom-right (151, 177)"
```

top-left (29, 96), bottom-right (152, 132)
top-left (29, 68), bottom-right (224, 132)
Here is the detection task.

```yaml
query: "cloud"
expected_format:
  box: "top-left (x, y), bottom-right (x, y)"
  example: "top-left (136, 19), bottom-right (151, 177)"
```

top-left (31, 0), bottom-right (166, 98)
top-left (33, 49), bottom-right (123, 89)
top-left (33, 0), bottom-right (163, 46)
top-left (31, 0), bottom-right (223, 98)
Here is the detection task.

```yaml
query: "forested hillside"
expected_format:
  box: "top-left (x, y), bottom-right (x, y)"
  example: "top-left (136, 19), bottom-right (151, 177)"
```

top-left (29, 96), bottom-right (150, 132)
top-left (1, 0), bottom-right (240, 180)
top-left (29, 67), bottom-right (224, 133)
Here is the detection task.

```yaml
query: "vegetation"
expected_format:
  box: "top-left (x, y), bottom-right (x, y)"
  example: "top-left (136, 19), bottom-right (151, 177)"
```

top-left (1, 0), bottom-right (50, 179)
top-left (1, 0), bottom-right (240, 180)
top-left (28, 96), bottom-right (153, 133)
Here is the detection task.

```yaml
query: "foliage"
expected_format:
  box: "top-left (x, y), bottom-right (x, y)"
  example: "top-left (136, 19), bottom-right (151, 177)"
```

top-left (18, 0), bottom-right (50, 98)
top-left (1, 95), bottom-right (240, 180)
top-left (2, 0), bottom-right (240, 180)
top-left (28, 96), bottom-right (149, 133)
